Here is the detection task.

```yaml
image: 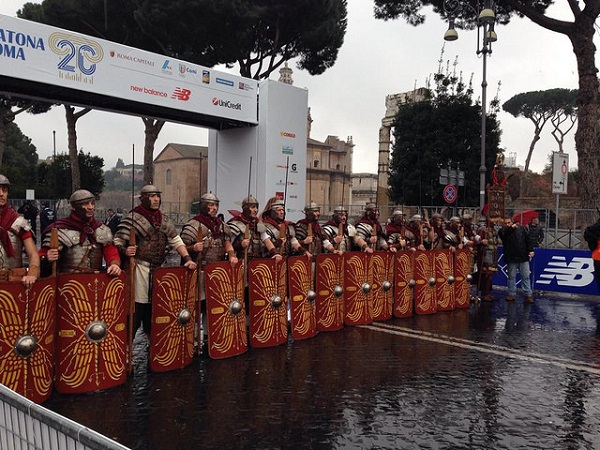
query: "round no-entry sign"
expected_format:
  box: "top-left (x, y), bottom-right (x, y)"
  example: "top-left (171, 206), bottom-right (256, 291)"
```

top-left (443, 184), bottom-right (457, 203)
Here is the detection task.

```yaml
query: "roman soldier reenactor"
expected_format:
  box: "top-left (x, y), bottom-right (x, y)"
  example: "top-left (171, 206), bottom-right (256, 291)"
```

top-left (321, 206), bottom-right (354, 253)
top-left (180, 192), bottom-right (238, 267)
top-left (260, 197), bottom-right (306, 259)
top-left (227, 196), bottom-right (262, 261)
top-left (443, 216), bottom-right (463, 252)
top-left (295, 202), bottom-right (333, 256)
top-left (0, 174), bottom-right (39, 286)
top-left (114, 185), bottom-right (196, 335)
top-left (404, 214), bottom-right (427, 251)
top-left (429, 213), bottom-right (446, 250)
top-left (40, 189), bottom-right (121, 276)
top-left (354, 203), bottom-right (395, 252)
top-left (386, 209), bottom-right (407, 250)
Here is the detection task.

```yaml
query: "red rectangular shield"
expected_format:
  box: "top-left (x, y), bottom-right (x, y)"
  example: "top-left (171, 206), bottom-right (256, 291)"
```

top-left (394, 251), bottom-right (414, 318)
top-left (248, 258), bottom-right (288, 348)
top-left (413, 250), bottom-right (436, 315)
top-left (204, 261), bottom-right (248, 359)
top-left (287, 256), bottom-right (317, 340)
top-left (0, 278), bottom-right (56, 403)
top-left (315, 253), bottom-right (344, 332)
top-left (434, 249), bottom-right (455, 311)
top-left (343, 252), bottom-right (372, 326)
top-left (454, 249), bottom-right (472, 308)
top-left (371, 251), bottom-right (394, 321)
top-left (56, 272), bottom-right (127, 393)
top-left (150, 267), bottom-right (196, 372)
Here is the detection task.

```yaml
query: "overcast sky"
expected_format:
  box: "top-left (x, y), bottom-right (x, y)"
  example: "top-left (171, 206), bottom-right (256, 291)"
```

top-left (1, 0), bottom-right (583, 175)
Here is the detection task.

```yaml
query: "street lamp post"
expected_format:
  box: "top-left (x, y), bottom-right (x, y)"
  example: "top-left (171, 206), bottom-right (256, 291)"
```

top-left (443, 0), bottom-right (497, 214)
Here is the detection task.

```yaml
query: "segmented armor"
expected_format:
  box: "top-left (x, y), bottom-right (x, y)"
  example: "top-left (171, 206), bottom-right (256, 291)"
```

top-left (295, 221), bottom-right (324, 256)
top-left (321, 222), bottom-right (356, 252)
top-left (0, 215), bottom-right (29, 269)
top-left (41, 224), bottom-right (113, 273)
top-left (228, 219), bottom-right (262, 259)
top-left (180, 218), bottom-right (231, 264)
top-left (260, 221), bottom-right (299, 257)
top-left (114, 212), bottom-right (176, 268)
top-left (355, 221), bottom-right (387, 250)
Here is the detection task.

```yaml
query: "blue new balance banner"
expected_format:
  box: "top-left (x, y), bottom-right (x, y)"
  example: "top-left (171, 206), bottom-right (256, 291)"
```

top-left (493, 247), bottom-right (599, 296)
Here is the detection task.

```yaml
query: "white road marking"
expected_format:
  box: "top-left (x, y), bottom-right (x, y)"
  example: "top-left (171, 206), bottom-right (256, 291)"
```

top-left (362, 322), bottom-right (600, 375)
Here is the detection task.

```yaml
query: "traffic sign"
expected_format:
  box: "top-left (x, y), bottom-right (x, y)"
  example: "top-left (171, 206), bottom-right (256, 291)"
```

top-left (552, 152), bottom-right (568, 194)
top-left (443, 184), bottom-right (458, 204)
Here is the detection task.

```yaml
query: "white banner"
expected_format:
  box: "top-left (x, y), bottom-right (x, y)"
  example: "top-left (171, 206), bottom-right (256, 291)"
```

top-left (209, 80), bottom-right (307, 222)
top-left (0, 14), bottom-right (257, 125)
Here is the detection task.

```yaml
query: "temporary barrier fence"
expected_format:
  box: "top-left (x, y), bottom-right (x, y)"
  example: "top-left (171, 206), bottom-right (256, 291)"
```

top-left (0, 384), bottom-right (130, 450)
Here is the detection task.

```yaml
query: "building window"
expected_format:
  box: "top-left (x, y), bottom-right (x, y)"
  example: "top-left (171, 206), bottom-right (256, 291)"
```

top-left (336, 164), bottom-right (341, 170)
top-left (314, 160), bottom-right (319, 168)
top-left (166, 169), bottom-right (172, 185)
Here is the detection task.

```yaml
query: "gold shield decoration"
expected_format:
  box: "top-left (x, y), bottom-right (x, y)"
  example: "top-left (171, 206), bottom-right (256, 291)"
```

top-left (394, 251), bottom-right (414, 318)
top-left (248, 259), bottom-right (288, 348)
top-left (344, 252), bottom-right (372, 326)
top-left (371, 251), bottom-right (394, 321)
top-left (454, 249), bottom-right (471, 309)
top-left (414, 250), bottom-right (436, 315)
top-left (55, 273), bottom-right (127, 394)
top-left (315, 253), bottom-right (344, 332)
top-left (287, 256), bottom-right (317, 341)
top-left (204, 261), bottom-right (248, 359)
top-left (150, 267), bottom-right (196, 372)
top-left (433, 249), bottom-right (455, 311)
top-left (0, 278), bottom-right (56, 403)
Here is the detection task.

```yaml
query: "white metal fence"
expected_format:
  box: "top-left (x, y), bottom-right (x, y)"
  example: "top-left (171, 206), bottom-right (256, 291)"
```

top-left (0, 384), bottom-right (130, 450)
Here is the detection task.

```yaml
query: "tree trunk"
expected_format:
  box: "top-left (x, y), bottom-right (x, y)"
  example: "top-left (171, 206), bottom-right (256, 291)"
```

top-left (141, 117), bottom-right (165, 185)
top-left (524, 130), bottom-right (541, 173)
top-left (570, 19), bottom-right (600, 211)
top-left (64, 105), bottom-right (91, 192)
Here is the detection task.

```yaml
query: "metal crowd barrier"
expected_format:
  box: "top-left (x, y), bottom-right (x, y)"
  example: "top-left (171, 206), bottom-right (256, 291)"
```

top-left (0, 384), bottom-right (130, 450)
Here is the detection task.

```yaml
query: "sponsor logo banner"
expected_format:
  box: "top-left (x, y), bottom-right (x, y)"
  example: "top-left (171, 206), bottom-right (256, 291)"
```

top-left (493, 248), bottom-right (599, 296)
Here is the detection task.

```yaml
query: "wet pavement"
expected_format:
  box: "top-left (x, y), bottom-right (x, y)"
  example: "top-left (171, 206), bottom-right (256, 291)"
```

top-left (43, 291), bottom-right (600, 450)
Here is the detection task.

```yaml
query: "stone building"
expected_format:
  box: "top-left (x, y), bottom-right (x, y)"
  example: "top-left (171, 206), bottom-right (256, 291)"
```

top-left (153, 143), bottom-right (208, 215)
top-left (279, 63), bottom-right (353, 215)
top-left (350, 173), bottom-right (378, 218)
top-left (306, 112), bottom-right (353, 213)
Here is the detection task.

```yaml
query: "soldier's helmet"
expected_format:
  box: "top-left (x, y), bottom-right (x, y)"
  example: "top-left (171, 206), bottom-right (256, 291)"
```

top-left (462, 213), bottom-right (473, 221)
top-left (443, 231), bottom-right (458, 246)
top-left (69, 189), bottom-right (95, 205)
top-left (304, 202), bottom-right (320, 213)
top-left (0, 174), bottom-right (11, 187)
top-left (242, 196), bottom-right (259, 208)
top-left (304, 202), bottom-right (320, 220)
top-left (449, 216), bottom-right (461, 224)
top-left (200, 192), bottom-right (219, 214)
top-left (391, 209), bottom-right (405, 224)
top-left (270, 199), bottom-right (285, 219)
top-left (242, 196), bottom-right (259, 216)
top-left (365, 203), bottom-right (378, 211)
top-left (332, 206), bottom-right (347, 224)
top-left (139, 184), bottom-right (162, 197)
top-left (410, 214), bottom-right (422, 222)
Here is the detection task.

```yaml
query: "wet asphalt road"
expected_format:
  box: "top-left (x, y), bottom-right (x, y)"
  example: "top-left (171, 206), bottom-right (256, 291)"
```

top-left (43, 292), bottom-right (600, 450)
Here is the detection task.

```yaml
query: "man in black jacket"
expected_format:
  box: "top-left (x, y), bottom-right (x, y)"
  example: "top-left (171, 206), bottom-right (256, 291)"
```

top-left (498, 217), bottom-right (535, 303)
